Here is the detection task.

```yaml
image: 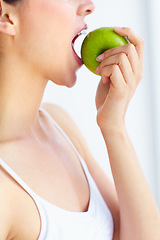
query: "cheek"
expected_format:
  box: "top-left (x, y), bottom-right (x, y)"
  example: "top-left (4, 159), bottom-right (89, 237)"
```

top-left (17, 0), bottom-right (75, 71)
top-left (20, 0), bottom-right (75, 46)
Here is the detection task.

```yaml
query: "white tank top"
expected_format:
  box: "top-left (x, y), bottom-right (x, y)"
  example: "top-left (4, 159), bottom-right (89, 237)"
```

top-left (0, 108), bottom-right (114, 240)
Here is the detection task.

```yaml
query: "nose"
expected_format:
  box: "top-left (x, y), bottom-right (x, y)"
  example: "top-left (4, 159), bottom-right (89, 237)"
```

top-left (77, 0), bottom-right (95, 16)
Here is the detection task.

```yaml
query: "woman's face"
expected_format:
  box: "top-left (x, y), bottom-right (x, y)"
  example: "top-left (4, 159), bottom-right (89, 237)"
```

top-left (15, 0), bottom-right (95, 87)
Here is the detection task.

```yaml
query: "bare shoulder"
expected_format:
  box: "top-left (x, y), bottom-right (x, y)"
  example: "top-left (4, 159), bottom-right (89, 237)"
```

top-left (0, 167), bottom-right (15, 240)
top-left (40, 102), bottom-right (120, 239)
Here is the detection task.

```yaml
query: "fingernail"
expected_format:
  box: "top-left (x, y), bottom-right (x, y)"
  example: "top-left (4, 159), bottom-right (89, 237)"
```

top-left (95, 66), bottom-right (100, 73)
top-left (96, 53), bottom-right (104, 62)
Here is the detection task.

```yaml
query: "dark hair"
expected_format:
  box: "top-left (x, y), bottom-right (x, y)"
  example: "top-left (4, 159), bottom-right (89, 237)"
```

top-left (1, 0), bottom-right (27, 18)
top-left (3, 0), bottom-right (21, 3)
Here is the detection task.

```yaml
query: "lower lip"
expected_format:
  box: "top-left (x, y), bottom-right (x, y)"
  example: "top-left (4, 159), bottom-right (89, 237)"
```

top-left (72, 43), bottom-right (83, 66)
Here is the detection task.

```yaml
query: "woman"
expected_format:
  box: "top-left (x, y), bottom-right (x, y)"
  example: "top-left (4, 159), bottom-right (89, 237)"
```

top-left (0, 0), bottom-right (159, 239)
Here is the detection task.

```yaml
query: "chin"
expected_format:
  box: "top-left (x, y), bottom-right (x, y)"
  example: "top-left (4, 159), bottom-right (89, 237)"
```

top-left (65, 74), bottom-right (77, 88)
top-left (49, 70), bottom-right (77, 88)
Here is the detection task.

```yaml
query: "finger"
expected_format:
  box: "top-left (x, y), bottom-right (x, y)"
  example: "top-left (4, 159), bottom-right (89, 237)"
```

top-left (97, 43), bottom-right (139, 76)
top-left (100, 64), bottom-right (125, 90)
top-left (113, 27), bottom-right (144, 64)
top-left (97, 53), bottom-right (133, 86)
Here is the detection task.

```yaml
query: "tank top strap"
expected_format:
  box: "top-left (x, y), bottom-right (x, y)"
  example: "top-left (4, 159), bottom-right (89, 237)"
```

top-left (0, 158), bottom-right (47, 240)
top-left (0, 158), bottom-right (34, 195)
top-left (39, 108), bottom-right (96, 216)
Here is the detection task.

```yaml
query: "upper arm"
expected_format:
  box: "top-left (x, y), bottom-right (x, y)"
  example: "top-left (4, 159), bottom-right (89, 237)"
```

top-left (41, 102), bottom-right (120, 238)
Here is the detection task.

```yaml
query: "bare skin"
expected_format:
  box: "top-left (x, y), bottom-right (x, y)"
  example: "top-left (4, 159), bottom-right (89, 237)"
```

top-left (0, 104), bottom-right (120, 240)
top-left (0, 0), bottom-right (160, 240)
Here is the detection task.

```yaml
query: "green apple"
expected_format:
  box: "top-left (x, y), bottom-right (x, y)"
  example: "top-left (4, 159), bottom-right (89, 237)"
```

top-left (81, 27), bottom-right (129, 75)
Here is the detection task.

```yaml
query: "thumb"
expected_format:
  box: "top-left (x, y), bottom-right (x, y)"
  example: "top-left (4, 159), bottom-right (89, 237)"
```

top-left (95, 78), bottom-right (110, 110)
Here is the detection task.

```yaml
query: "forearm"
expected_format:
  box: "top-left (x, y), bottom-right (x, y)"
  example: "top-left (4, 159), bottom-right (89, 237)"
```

top-left (101, 126), bottom-right (160, 240)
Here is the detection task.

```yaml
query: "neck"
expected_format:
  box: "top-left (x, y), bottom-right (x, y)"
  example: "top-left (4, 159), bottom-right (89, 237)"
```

top-left (0, 54), bottom-right (48, 142)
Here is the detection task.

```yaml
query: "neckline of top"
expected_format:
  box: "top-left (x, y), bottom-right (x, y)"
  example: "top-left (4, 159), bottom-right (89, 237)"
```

top-left (0, 108), bottom-right (94, 217)
top-left (38, 107), bottom-right (94, 216)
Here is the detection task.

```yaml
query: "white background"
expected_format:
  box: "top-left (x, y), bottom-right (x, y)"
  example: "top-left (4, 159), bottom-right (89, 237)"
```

top-left (42, 0), bottom-right (160, 209)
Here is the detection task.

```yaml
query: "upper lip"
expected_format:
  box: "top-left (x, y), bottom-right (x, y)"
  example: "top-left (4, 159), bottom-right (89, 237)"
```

top-left (72, 24), bottom-right (88, 44)
top-left (76, 24), bottom-right (88, 37)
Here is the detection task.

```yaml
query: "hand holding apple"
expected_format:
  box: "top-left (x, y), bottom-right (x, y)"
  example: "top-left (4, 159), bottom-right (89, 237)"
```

top-left (94, 27), bottom-right (144, 132)
top-left (81, 27), bottom-right (128, 75)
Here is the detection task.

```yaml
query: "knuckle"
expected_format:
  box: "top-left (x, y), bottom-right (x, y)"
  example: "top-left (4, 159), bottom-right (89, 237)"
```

top-left (112, 64), bottom-right (119, 73)
top-left (126, 43), bottom-right (134, 53)
top-left (119, 52), bottom-right (126, 62)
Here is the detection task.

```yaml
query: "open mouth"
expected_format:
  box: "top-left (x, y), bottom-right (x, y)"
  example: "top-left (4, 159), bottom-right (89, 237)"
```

top-left (72, 25), bottom-right (88, 64)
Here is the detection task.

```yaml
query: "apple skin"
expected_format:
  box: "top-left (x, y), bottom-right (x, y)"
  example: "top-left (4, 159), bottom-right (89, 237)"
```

top-left (81, 27), bottom-right (129, 75)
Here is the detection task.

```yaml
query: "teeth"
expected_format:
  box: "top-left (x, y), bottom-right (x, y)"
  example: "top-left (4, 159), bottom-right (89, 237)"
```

top-left (78, 29), bottom-right (87, 35)
top-left (74, 31), bottom-right (87, 58)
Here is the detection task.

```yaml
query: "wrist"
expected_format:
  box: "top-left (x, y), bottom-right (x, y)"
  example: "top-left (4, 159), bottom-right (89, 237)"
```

top-left (99, 122), bottom-right (127, 140)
